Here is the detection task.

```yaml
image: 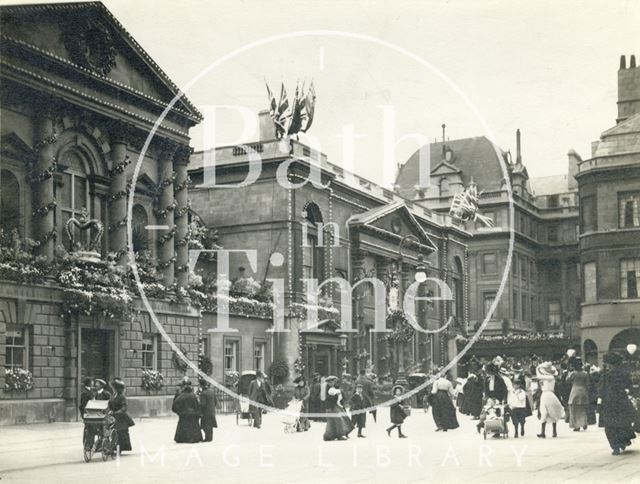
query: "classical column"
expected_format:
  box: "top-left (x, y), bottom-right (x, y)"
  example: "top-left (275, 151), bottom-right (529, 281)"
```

top-left (155, 140), bottom-right (177, 286)
top-left (108, 127), bottom-right (130, 264)
top-left (174, 146), bottom-right (191, 288)
top-left (32, 114), bottom-right (57, 260)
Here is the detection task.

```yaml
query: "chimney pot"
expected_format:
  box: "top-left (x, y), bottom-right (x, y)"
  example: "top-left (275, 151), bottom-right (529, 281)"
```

top-left (516, 129), bottom-right (522, 164)
top-left (620, 55), bottom-right (626, 69)
top-left (631, 55), bottom-right (637, 68)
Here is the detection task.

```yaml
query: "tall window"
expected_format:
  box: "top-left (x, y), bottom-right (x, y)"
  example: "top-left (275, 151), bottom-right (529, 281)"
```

top-left (547, 224), bottom-right (559, 243)
top-left (482, 253), bottom-right (497, 274)
top-left (619, 192), bottom-right (640, 228)
top-left (303, 203), bottom-right (325, 284)
top-left (132, 204), bottom-right (149, 253)
top-left (439, 178), bottom-right (449, 197)
top-left (584, 262), bottom-right (597, 303)
top-left (548, 194), bottom-right (559, 208)
top-left (302, 234), bottom-right (315, 281)
top-left (5, 325), bottom-right (28, 370)
top-left (513, 291), bottom-right (519, 320)
top-left (254, 341), bottom-right (266, 372)
top-left (521, 294), bottom-right (528, 321)
top-left (620, 259), bottom-right (640, 299)
top-left (483, 292), bottom-right (496, 319)
top-left (224, 339), bottom-right (239, 372)
top-left (0, 169), bottom-right (20, 233)
top-left (520, 256), bottom-right (527, 280)
top-left (58, 152), bottom-right (89, 249)
top-left (581, 196), bottom-right (597, 233)
top-left (548, 302), bottom-right (561, 327)
top-left (141, 334), bottom-right (158, 370)
top-left (452, 257), bottom-right (464, 319)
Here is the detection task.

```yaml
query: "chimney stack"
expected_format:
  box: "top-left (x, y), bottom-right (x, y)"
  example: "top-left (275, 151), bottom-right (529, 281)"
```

top-left (516, 129), bottom-right (522, 164)
top-left (617, 54), bottom-right (640, 123)
top-left (258, 110), bottom-right (276, 141)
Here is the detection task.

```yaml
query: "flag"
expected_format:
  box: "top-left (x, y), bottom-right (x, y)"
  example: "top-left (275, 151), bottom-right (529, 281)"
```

top-left (302, 81), bottom-right (316, 132)
top-left (265, 81), bottom-right (277, 117)
top-left (449, 183), bottom-right (494, 227)
top-left (288, 81), bottom-right (304, 135)
top-left (273, 83), bottom-right (290, 138)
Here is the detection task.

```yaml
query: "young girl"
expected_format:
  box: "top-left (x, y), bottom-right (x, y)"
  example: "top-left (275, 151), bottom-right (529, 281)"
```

top-left (535, 362), bottom-right (564, 438)
top-left (386, 385), bottom-right (408, 438)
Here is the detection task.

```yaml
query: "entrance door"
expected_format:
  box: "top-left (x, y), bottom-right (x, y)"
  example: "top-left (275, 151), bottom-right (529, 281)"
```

top-left (315, 353), bottom-right (329, 377)
top-left (81, 329), bottom-right (112, 382)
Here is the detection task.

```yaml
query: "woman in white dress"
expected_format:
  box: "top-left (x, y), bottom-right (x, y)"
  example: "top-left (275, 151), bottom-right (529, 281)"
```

top-left (535, 362), bottom-right (564, 438)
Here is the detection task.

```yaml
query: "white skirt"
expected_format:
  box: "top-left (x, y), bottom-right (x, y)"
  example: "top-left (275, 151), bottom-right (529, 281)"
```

top-left (539, 391), bottom-right (564, 423)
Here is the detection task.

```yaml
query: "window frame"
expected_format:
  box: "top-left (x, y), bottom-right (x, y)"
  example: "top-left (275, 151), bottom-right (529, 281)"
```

top-left (584, 262), bottom-right (597, 303)
top-left (620, 258), bottom-right (640, 299)
top-left (57, 154), bottom-right (90, 249)
top-left (253, 339), bottom-right (266, 373)
top-left (482, 252), bottom-right (498, 275)
top-left (141, 333), bottom-right (158, 371)
top-left (223, 338), bottom-right (240, 373)
top-left (618, 191), bottom-right (640, 228)
top-left (482, 292), bottom-right (497, 320)
top-left (5, 324), bottom-right (29, 371)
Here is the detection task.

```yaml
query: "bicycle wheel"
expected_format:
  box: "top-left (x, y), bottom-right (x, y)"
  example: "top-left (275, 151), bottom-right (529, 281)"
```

top-left (82, 427), bottom-right (93, 462)
top-left (102, 430), bottom-right (116, 461)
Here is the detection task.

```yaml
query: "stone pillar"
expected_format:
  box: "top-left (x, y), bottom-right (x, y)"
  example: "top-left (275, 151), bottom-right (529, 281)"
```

top-left (108, 128), bottom-right (129, 264)
top-left (156, 140), bottom-right (177, 286)
top-left (32, 114), bottom-right (57, 260)
top-left (174, 146), bottom-right (191, 288)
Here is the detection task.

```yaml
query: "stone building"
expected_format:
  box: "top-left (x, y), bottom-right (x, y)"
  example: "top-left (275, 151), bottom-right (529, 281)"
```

top-left (0, 2), bottom-right (201, 424)
top-left (396, 132), bottom-right (581, 338)
top-left (189, 112), bottom-right (470, 381)
top-left (577, 55), bottom-right (640, 364)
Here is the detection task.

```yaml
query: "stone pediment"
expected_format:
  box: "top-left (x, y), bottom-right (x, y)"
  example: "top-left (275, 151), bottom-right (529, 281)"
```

top-left (0, 2), bottom-right (201, 126)
top-left (431, 160), bottom-right (461, 176)
top-left (0, 132), bottom-right (35, 162)
top-left (348, 201), bottom-right (436, 251)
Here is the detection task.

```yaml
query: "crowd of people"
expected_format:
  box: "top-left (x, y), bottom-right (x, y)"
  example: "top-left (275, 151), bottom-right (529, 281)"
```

top-left (80, 352), bottom-right (637, 458)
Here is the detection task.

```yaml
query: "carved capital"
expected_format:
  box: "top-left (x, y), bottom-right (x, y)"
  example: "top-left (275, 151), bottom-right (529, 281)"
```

top-left (156, 139), bottom-right (178, 162)
top-left (173, 144), bottom-right (193, 167)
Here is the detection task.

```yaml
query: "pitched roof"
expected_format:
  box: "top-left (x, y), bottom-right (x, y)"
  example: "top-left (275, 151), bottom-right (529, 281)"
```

top-left (396, 136), bottom-right (507, 196)
top-left (0, 1), bottom-right (202, 121)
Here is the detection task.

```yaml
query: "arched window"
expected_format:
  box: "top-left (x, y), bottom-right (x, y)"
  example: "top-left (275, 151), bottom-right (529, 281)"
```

top-left (583, 339), bottom-right (598, 365)
top-left (132, 204), bottom-right (149, 253)
top-left (439, 178), bottom-right (450, 197)
top-left (57, 151), bottom-right (89, 250)
top-left (302, 202), bottom-right (324, 283)
top-left (0, 169), bottom-right (20, 234)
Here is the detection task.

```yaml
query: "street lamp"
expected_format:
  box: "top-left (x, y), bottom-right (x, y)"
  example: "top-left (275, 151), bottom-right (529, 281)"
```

top-left (414, 255), bottom-right (428, 283)
top-left (627, 344), bottom-right (637, 356)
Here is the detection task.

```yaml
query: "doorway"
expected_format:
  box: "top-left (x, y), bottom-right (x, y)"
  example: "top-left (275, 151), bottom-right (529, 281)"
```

top-left (81, 329), bottom-right (114, 382)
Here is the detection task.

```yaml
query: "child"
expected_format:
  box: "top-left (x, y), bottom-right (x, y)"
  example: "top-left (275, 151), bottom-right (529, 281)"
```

top-left (350, 383), bottom-right (367, 438)
top-left (386, 385), bottom-right (408, 438)
top-left (508, 377), bottom-right (528, 438)
top-left (476, 398), bottom-right (496, 434)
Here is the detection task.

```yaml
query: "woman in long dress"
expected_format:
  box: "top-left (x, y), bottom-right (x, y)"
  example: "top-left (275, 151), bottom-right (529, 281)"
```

top-left (535, 362), bottom-right (564, 438)
top-left (430, 374), bottom-right (459, 431)
top-left (598, 352), bottom-right (636, 455)
top-left (108, 378), bottom-right (135, 453)
top-left (323, 377), bottom-right (354, 441)
top-left (172, 381), bottom-right (202, 443)
top-left (567, 358), bottom-right (589, 431)
top-left (461, 371), bottom-right (483, 418)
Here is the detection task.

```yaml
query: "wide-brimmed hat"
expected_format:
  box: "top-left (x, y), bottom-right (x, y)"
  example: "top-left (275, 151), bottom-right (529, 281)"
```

top-left (112, 378), bottom-right (125, 390)
top-left (537, 361), bottom-right (558, 377)
top-left (391, 384), bottom-right (405, 394)
top-left (293, 376), bottom-right (305, 384)
top-left (94, 378), bottom-right (106, 386)
top-left (325, 375), bottom-right (338, 383)
top-left (589, 365), bottom-right (601, 374)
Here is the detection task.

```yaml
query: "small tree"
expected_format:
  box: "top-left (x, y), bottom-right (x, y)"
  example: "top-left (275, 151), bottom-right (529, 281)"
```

top-left (268, 358), bottom-right (290, 385)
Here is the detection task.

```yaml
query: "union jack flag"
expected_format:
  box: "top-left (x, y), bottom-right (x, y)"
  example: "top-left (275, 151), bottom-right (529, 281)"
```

top-left (449, 183), bottom-right (494, 227)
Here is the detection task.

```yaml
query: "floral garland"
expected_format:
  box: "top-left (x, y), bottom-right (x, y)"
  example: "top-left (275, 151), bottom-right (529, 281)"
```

top-left (141, 369), bottom-right (164, 391)
top-left (4, 368), bottom-right (34, 393)
top-left (108, 216), bottom-right (128, 232)
top-left (157, 256), bottom-right (177, 270)
top-left (0, 230), bottom-right (50, 283)
top-left (32, 200), bottom-right (57, 218)
top-left (106, 180), bottom-right (132, 205)
top-left (153, 200), bottom-right (178, 219)
top-left (109, 155), bottom-right (131, 177)
top-left (378, 310), bottom-right (414, 343)
top-left (288, 302), bottom-right (340, 322)
top-left (174, 201), bottom-right (191, 219)
top-left (176, 263), bottom-right (189, 273)
top-left (174, 175), bottom-right (191, 193)
top-left (28, 159), bottom-right (58, 185)
top-left (34, 229), bottom-right (58, 247)
top-left (158, 227), bottom-right (176, 245)
top-left (33, 132), bottom-right (58, 152)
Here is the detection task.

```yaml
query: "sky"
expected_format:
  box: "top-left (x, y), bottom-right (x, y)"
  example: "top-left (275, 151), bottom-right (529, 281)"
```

top-left (11, 0), bottom-right (640, 186)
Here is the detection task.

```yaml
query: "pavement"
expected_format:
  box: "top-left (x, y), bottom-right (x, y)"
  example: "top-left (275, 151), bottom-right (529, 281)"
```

top-left (0, 408), bottom-right (638, 484)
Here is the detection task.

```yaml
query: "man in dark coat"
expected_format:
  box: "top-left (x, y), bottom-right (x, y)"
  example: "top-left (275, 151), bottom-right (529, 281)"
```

top-left (355, 369), bottom-right (376, 422)
top-left (79, 377), bottom-right (93, 416)
top-left (199, 380), bottom-right (218, 442)
top-left (172, 381), bottom-right (202, 443)
top-left (93, 378), bottom-right (111, 401)
top-left (248, 371), bottom-right (272, 429)
top-left (350, 383), bottom-right (368, 437)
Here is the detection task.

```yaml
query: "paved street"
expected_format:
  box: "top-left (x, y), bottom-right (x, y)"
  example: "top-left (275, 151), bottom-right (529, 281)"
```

top-left (0, 408), bottom-right (637, 484)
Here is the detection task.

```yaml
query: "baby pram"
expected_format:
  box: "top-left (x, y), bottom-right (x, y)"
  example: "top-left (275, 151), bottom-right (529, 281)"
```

top-left (482, 403), bottom-right (510, 440)
top-left (282, 398), bottom-right (303, 433)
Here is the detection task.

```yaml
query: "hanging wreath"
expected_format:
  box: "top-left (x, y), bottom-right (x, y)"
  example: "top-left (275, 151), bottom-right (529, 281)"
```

top-left (172, 346), bottom-right (189, 372)
top-left (109, 155), bottom-right (132, 177)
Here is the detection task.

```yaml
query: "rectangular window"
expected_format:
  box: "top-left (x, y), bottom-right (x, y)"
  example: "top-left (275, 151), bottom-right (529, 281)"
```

top-left (584, 262), bottom-right (597, 303)
top-left (141, 334), bottom-right (158, 371)
top-left (513, 291), bottom-right (519, 320)
top-left (224, 339), bottom-right (239, 372)
top-left (621, 259), bottom-right (640, 299)
top-left (521, 294), bottom-right (528, 321)
top-left (5, 325), bottom-right (28, 370)
top-left (548, 302), bottom-right (561, 327)
top-left (547, 224), bottom-right (559, 243)
top-left (581, 196), bottom-right (597, 232)
top-left (548, 195), bottom-right (559, 208)
top-left (302, 235), bottom-right (315, 282)
top-left (531, 295), bottom-right (537, 321)
top-left (618, 192), bottom-right (640, 228)
top-left (482, 253), bottom-right (497, 274)
top-left (520, 256), bottom-right (527, 280)
top-left (483, 292), bottom-right (496, 319)
top-left (254, 341), bottom-right (266, 372)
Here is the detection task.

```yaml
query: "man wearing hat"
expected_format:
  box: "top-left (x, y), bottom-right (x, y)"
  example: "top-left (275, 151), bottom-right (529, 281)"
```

top-left (248, 370), bottom-right (273, 429)
top-left (93, 378), bottom-right (111, 401)
top-left (199, 379), bottom-right (218, 442)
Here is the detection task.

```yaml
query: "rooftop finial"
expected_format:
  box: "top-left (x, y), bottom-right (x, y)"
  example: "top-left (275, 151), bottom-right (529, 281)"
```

top-left (516, 129), bottom-right (522, 164)
top-left (631, 55), bottom-right (637, 68)
top-left (620, 55), bottom-right (626, 69)
top-left (441, 123), bottom-right (446, 157)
